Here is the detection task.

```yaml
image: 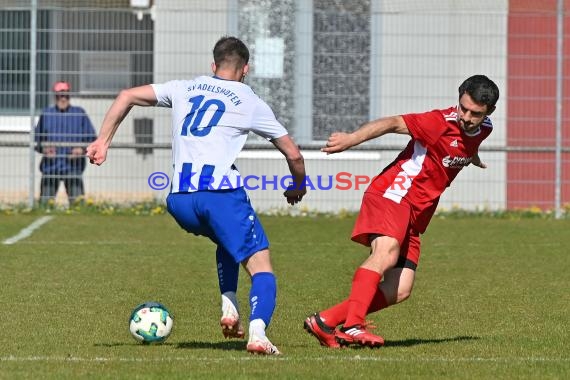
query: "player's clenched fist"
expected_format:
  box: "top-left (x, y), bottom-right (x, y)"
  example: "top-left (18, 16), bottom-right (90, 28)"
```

top-left (86, 140), bottom-right (108, 166)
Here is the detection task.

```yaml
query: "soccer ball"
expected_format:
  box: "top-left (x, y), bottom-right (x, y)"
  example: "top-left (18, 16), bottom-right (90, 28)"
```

top-left (129, 301), bottom-right (173, 344)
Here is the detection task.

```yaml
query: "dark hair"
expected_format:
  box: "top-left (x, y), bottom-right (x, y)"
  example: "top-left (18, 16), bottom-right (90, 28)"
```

top-left (213, 36), bottom-right (249, 69)
top-left (458, 75), bottom-right (500, 108)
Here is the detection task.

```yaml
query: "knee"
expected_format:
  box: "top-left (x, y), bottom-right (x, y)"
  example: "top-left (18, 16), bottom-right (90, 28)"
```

top-left (380, 248), bottom-right (400, 271)
top-left (368, 236), bottom-right (401, 273)
top-left (243, 249), bottom-right (273, 276)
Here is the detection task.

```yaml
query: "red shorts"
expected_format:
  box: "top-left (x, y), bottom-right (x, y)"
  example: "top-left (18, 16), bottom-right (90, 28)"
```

top-left (351, 191), bottom-right (421, 266)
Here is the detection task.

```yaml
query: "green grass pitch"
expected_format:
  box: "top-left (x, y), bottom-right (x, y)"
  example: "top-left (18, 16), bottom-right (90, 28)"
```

top-left (0, 213), bottom-right (568, 379)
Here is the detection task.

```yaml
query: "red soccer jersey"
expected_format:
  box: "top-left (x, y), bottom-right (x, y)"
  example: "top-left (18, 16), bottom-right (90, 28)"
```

top-left (366, 106), bottom-right (493, 233)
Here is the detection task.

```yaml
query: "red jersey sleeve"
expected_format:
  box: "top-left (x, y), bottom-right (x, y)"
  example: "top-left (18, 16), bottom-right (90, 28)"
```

top-left (402, 110), bottom-right (448, 147)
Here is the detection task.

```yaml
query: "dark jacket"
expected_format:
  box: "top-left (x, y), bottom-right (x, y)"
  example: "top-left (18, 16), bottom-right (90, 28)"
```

top-left (35, 105), bottom-right (96, 175)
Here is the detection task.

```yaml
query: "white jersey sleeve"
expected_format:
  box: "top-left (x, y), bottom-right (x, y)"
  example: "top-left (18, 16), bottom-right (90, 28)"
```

top-left (151, 81), bottom-right (182, 108)
top-left (250, 100), bottom-right (288, 140)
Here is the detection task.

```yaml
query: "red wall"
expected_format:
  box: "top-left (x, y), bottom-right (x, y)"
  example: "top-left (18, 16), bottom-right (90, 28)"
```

top-left (507, 0), bottom-right (570, 209)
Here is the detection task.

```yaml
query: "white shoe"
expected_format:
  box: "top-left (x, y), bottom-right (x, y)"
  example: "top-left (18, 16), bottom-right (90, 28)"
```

top-left (220, 306), bottom-right (245, 339)
top-left (246, 334), bottom-right (281, 355)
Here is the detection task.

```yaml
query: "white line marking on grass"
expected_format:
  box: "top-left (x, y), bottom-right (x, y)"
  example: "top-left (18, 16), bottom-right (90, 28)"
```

top-left (2, 216), bottom-right (54, 245)
top-left (17, 241), bottom-right (139, 245)
top-left (0, 355), bottom-right (568, 363)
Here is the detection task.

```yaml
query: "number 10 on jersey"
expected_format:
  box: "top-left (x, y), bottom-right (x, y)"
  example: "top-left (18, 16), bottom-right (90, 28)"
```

top-left (181, 95), bottom-right (226, 137)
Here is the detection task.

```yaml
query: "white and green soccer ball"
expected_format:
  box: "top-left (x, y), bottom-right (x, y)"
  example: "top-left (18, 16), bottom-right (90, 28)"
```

top-left (129, 302), bottom-right (173, 344)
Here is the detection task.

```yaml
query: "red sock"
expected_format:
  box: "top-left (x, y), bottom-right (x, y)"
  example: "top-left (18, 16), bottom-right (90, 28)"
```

top-left (320, 287), bottom-right (389, 327)
top-left (343, 268), bottom-right (381, 328)
top-left (320, 301), bottom-right (349, 327)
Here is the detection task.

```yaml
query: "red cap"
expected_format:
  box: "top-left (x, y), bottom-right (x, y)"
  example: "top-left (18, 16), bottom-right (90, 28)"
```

top-left (53, 81), bottom-right (71, 93)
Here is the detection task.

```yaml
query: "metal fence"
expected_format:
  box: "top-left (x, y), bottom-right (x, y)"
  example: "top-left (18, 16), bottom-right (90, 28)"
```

top-left (1, 0), bottom-right (569, 215)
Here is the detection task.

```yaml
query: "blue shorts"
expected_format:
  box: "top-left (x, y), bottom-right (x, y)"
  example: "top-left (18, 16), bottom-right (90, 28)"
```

top-left (166, 187), bottom-right (269, 263)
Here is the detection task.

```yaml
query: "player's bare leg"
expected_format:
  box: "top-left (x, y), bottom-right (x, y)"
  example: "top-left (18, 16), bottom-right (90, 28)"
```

top-left (379, 267), bottom-right (416, 306)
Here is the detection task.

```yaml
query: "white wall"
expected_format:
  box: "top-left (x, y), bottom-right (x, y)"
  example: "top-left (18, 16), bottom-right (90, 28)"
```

top-left (372, 0), bottom-right (508, 211)
top-left (0, 0), bottom-right (510, 211)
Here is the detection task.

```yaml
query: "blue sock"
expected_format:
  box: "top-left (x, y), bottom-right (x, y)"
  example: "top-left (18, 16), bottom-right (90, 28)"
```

top-left (216, 246), bottom-right (239, 294)
top-left (250, 272), bottom-right (277, 327)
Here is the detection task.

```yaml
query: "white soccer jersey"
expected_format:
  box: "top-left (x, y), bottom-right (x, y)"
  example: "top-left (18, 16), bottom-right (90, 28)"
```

top-left (152, 77), bottom-right (288, 193)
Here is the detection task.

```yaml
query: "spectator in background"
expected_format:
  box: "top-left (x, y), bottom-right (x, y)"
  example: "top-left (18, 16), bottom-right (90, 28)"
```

top-left (35, 81), bottom-right (96, 206)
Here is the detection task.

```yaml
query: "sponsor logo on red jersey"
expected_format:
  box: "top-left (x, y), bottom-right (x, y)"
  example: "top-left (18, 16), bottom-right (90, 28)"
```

top-left (442, 155), bottom-right (472, 168)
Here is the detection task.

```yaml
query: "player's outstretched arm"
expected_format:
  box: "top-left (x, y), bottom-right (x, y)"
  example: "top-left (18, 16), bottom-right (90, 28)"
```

top-left (87, 85), bottom-right (157, 166)
top-left (271, 134), bottom-right (306, 205)
top-left (322, 115), bottom-right (410, 154)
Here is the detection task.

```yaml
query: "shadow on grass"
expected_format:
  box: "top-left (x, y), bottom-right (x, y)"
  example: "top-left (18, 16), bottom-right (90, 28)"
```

top-left (97, 336), bottom-right (478, 350)
top-left (95, 342), bottom-right (177, 347)
top-left (176, 340), bottom-right (247, 351)
top-left (384, 335), bottom-right (480, 348)
top-left (95, 341), bottom-right (247, 351)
